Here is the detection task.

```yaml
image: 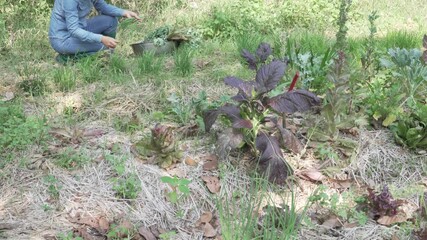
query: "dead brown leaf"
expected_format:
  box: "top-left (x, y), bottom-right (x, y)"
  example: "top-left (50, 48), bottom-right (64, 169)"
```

top-left (328, 178), bottom-right (352, 191)
top-left (201, 176), bottom-right (221, 193)
top-left (0, 222), bottom-right (18, 230)
top-left (203, 158), bottom-right (219, 171)
top-left (203, 154), bottom-right (219, 171)
top-left (83, 129), bottom-right (105, 138)
top-left (321, 216), bottom-right (342, 229)
top-left (1, 92), bottom-right (14, 102)
top-left (185, 156), bottom-right (197, 166)
top-left (200, 211), bottom-right (213, 223)
top-left (68, 214), bottom-right (99, 229)
top-left (98, 217), bottom-right (109, 233)
top-left (74, 227), bottom-right (104, 240)
top-left (298, 169), bottom-right (326, 182)
top-left (203, 222), bottom-right (217, 238)
top-left (377, 211), bottom-right (407, 226)
top-left (138, 226), bottom-right (156, 240)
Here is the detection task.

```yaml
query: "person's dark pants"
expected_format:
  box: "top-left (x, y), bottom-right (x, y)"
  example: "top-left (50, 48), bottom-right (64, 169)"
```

top-left (50, 15), bottom-right (118, 55)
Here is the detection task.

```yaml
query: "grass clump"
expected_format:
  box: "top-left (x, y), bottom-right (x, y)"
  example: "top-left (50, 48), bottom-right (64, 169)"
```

top-left (137, 51), bottom-right (164, 75)
top-left (174, 46), bottom-right (194, 77)
top-left (53, 67), bottom-right (76, 92)
top-left (77, 55), bottom-right (103, 83)
top-left (217, 177), bottom-right (304, 240)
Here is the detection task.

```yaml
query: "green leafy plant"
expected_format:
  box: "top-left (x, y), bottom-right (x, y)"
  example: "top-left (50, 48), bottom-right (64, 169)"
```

top-left (160, 176), bottom-right (191, 204)
top-left (392, 104), bottom-right (427, 149)
top-left (365, 47), bottom-right (427, 148)
top-left (144, 25), bottom-right (172, 47)
top-left (293, 49), bottom-right (335, 93)
top-left (112, 174), bottom-right (141, 199)
top-left (203, 42), bottom-right (321, 184)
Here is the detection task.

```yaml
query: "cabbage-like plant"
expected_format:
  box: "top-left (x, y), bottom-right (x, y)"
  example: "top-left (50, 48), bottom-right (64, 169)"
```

top-left (203, 43), bottom-right (321, 184)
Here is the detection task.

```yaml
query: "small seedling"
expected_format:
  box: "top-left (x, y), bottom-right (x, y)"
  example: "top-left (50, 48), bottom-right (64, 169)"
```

top-left (44, 175), bottom-right (61, 200)
top-left (160, 176), bottom-right (191, 204)
top-left (159, 231), bottom-right (177, 240)
top-left (174, 46), bottom-right (194, 76)
top-left (58, 231), bottom-right (83, 240)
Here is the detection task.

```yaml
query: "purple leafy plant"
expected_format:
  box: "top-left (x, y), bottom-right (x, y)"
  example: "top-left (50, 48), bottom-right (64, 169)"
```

top-left (366, 185), bottom-right (401, 219)
top-left (203, 43), bottom-right (321, 184)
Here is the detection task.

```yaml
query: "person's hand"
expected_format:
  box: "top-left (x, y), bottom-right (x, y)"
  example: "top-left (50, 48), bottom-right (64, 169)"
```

top-left (122, 10), bottom-right (141, 21)
top-left (101, 36), bottom-right (119, 49)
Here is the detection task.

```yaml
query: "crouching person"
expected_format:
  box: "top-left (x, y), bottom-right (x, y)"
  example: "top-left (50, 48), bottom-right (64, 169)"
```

top-left (48, 0), bottom-right (140, 63)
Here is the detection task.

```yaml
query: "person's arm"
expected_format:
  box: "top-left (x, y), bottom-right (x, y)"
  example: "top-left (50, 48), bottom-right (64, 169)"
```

top-left (92, 0), bottom-right (125, 17)
top-left (63, 0), bottom-right (102, 43)
top-left (93, 0), bottom-right (141, 20)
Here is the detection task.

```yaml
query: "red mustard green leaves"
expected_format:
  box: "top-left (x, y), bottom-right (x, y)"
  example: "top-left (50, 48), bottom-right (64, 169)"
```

top-left (255, 131), bottom-right (293, 185)
top-left (267, 89), bottom-right (321, 114)
top-left (255, 60), bottom-right (286, 94)
top-left (203, 104), bottom-right (252, 132)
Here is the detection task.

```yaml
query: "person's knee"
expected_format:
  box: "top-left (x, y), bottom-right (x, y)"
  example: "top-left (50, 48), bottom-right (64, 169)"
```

top-left (105, 15), bottom-right (118, 29)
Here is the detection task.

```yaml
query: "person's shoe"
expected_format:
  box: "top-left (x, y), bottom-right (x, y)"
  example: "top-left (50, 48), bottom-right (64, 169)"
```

top-left (55, 54), bottom-right (70, 65)
top-left (55, 53), bottom-right (91, 65)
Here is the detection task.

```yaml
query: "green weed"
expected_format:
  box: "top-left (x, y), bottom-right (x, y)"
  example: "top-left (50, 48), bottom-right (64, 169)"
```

top-left (57, 231), bottom-right (83, 240)
top-left (43, 175), bottom-right (61, 200)
top-left (105, 154), bottom-right (126, 176)
top-left (218, 177), bottom-right (304, 240)
top-left (112, 174), bottom-right (141, 199)
top-left (54, 147), bottom-right (90, 170)
top-left (53, 67), bottom-right (76, 92)
top-left (159, 231), bottom-right (177, 240)
top-left (107, 223), bottom-right (134, 240)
